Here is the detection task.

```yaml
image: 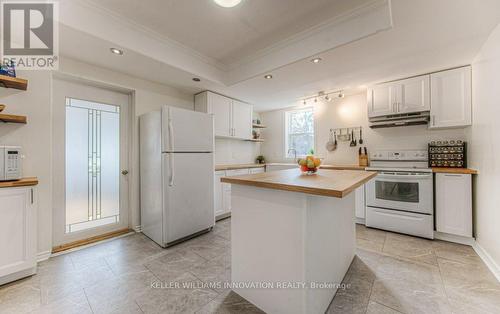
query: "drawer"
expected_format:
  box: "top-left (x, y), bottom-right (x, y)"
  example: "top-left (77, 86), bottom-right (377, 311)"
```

top-left (366, 207), bottom-right (434, 239)
top-left (226, 169), bottom-right (250, 176)
top-left (249, 167), bottom-right (265, 174)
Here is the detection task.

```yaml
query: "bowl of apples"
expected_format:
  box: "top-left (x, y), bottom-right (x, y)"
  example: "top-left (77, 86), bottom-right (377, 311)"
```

top-left (297, 155), bottom-right (321, 175)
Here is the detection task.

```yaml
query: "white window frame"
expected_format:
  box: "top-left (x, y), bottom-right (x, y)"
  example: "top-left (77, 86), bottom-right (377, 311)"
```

top-left (284, 107), bottom-right (315, 159)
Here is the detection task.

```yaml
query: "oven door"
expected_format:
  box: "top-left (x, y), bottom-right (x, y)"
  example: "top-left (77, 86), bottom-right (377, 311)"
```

top-left (366, 172), bottom-right (433, 214)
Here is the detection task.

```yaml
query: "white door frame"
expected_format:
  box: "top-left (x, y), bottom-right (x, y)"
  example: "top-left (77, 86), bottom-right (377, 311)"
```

top-left (52, 76), bottom-right (133, 247)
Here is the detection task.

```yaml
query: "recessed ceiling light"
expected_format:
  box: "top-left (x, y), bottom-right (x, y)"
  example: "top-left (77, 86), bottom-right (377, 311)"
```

top-left (311, 57), bottom-right (322, 64)
top-left (214, 0), bottom-right (242, 8)
top-left (192, 78), bottom-right (201, 82)
top-left (264, 74), bottom-right (273, 79)
top-left (110, 48), bottom-right (124, 55)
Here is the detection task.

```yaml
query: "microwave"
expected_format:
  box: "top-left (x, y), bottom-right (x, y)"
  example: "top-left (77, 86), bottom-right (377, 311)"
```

top-left (0, 146), bottom-right (22, 181)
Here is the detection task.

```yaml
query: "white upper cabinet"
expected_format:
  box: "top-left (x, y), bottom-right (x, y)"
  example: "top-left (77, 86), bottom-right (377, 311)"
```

top-left (195, 91), bottom-right (252, 140)
top-left (232, 100), bottom-right (252, 140)
top-left (429, 66), bottom-right (472, 129)
top-left (368, 75), bottom-right (430, 118)
top-left (398, 75), bottom-right (430, 114)
top-left (367, 82), bottom-right (396, 118)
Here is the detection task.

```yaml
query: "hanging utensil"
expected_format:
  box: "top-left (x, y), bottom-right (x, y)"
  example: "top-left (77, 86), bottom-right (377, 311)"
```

top-left (359, 128), bottom-right (364, 145)
top-left (333, 131), bottom-right (338, 150)
top-left (350, 130), bottom-right (356, 147)
top-left (326, 129), bottom-right (336, 152)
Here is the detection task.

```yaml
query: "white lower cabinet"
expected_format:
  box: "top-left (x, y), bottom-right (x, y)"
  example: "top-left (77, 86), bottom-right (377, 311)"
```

top-left (249, 167), bottom-right (265, 174)
top-left (435, 173), bottom-right (472, 237)
top-left (215, 168), bottom-right (260, 220)
top-left (265, 164), bottom-right (297, 172)
top-left (0, 187), bottom-right (37, 285)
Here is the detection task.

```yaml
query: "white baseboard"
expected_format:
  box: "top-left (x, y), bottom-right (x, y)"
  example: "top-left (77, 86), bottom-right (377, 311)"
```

top-left (355, 217), bottom-right (366, 225)
top-left (133, 225), bottom-right (142, 233)
top-left (37, 251), bottom-right (51, 262)
top-left (434, 232), bottom-right (475, 246)
top-left (472, 241), bottom-right (500, 283)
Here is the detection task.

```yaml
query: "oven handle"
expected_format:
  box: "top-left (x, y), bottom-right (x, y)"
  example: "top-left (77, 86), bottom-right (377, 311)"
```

top-left (376, 173), bottom-right (433, 180)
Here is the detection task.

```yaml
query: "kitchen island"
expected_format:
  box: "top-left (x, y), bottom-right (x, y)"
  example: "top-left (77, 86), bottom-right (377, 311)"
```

top-left (221, 169), bottom-right (377, 314)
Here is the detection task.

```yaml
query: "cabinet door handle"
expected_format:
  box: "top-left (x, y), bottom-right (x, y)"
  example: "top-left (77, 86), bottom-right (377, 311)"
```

top-left (432, 115), bottom-right (436, 126)
top-left (30, 189), bottom-right (33, 204)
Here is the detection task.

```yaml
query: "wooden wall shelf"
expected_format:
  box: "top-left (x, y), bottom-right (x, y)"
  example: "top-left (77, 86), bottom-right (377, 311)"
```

top-left (0, 113), bottom-right (27, 124)
top-left (246, 138), bottom-right (265, 142)
top-left (252, 124), bottom-right (266, 129)
top-left (0, 75), bottom-right (28, 90)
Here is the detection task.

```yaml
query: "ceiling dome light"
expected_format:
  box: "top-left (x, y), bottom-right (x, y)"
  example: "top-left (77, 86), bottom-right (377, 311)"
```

top-left (264, 74), bottom-right (273, 79)
top-left (311, 57), bottom-right (322, 64)
top-left (110, 48), bottom-right (124, 55)
top-left (214, 0), bottom-right (242, 8)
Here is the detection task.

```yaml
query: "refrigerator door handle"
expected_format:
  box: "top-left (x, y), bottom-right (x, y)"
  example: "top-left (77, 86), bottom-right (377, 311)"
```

top-left (169, 155), bottom-right (174, 187)
top-left (168, 107), bottom-right (175, 187)
top-left (168, 107), bottom-right (174, 152)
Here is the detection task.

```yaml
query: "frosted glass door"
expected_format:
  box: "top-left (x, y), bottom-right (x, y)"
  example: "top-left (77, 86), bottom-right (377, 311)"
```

top-left (65, 98), bottom-right (120, 233)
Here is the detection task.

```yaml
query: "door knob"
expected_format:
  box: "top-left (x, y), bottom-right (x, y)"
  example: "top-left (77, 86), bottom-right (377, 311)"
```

top-left (121, 170), bottom-right (129, 175)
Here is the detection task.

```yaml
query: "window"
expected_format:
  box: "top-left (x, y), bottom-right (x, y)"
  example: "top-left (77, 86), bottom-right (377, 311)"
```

top-left (285, 108), bottom-right (314, 158)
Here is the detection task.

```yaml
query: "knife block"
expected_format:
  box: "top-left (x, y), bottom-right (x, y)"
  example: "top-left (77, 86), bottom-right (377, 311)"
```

top-left (359, 154), bottom-right (369, 167)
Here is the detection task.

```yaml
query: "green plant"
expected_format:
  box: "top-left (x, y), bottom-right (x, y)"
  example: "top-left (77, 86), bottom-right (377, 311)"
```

top-left (256, 155), bottom-right (265, 164)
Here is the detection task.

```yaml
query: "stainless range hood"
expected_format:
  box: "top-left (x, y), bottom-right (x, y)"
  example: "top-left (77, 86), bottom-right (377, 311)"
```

top-left (369, 112), bottom-right (430, 129)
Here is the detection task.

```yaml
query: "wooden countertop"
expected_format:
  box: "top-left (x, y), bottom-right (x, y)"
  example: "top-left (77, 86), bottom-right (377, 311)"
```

top-left (266, 163), bottom-right (366, 171)
top-left (221, 169), bottom-right (377, 198)
top-left (431, 167), bottom-right (478, 175)
top-left (0, 177), bottom-right (38, 188)
top-left (215, 164), bottom-right (266, 171)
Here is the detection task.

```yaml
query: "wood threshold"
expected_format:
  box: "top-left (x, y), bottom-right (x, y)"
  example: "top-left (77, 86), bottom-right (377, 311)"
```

top-left (52, 228), bottom-right (132, 254)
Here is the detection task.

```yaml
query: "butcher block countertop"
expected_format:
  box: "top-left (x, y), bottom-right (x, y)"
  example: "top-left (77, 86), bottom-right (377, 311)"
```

top-left (215, 163), bottom-right (266, 171)
top-left (431, 167), bottom-right (478, 175)
top-left (0, 177), bottom-right (38, 188)
top-left (221, 169), bottom-right (377, 198)
top-left (216, 163), bottom-right (366, 171)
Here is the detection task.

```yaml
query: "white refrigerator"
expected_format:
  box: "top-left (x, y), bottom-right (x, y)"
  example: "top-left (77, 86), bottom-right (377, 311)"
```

top-left (140, 106), bottom-right (215, 247)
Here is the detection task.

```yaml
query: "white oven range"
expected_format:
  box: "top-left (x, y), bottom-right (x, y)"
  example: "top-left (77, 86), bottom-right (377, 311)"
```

top-left (365, 150), bottom-right (434, 239)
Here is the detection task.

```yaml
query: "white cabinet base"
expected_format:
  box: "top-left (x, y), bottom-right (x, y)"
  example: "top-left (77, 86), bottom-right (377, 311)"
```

top-left (0, 266), bottom-right (36, 286)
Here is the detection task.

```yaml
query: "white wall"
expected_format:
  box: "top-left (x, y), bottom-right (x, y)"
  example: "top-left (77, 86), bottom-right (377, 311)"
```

top-left (0, 57), bottom-right (193, 256)
top-left (467, 23), bottom-right (500, 270)
top-left (261, 93), bottom-right (466, 164)
top-left (214, 139), bottom-right (261, 165)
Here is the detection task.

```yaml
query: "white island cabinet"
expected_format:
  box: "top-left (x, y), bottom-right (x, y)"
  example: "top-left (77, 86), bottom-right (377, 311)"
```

top-left (222, 169), bottom-right (377, 314)
top-left (0, 184), bottom-right (38, 285)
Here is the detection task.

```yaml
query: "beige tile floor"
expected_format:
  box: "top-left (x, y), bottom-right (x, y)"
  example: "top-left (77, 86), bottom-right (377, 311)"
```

top-left (1, 219), bottom-right (499, 314)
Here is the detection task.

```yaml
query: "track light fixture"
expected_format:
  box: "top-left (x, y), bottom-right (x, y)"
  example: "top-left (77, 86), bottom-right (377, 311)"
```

top-left (301, 90), bottom-right (345, 105)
